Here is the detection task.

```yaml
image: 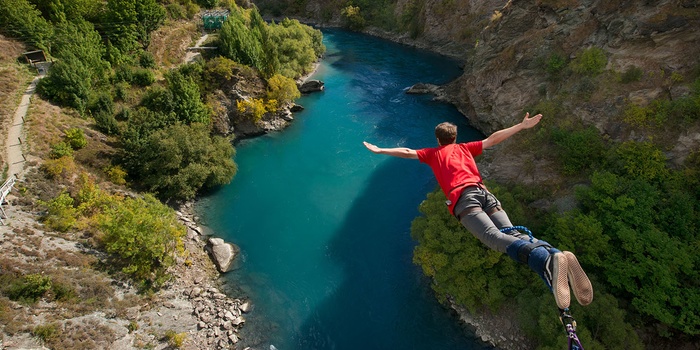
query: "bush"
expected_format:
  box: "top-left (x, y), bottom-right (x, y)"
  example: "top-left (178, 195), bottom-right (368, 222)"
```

top-left (615, 141), bottom-right (668, 183)
top-left (266, 74), bottom-right (300, 107)
top-left (128, 123), bottom-right (237, 201)
top-left (33, 323), bottom-right (60, 343)
top-left (40, 191), bottom-right (78, 232)
top-left (50, 142), bottom-right (74, 159)
top-left (545, 52), bottom-right (567, 80)
top-left (236, 98), bottom-right (274, 123)
top-left (94, 110), bottom-right (120, 135)
top-left (65, 128), bottom-right (87, 149)
top-left (105, 165), bottom-right (127, 185)
top-left (37, 53), bottom-right (92, 114)
top-left (620, 65), bottom-right (643, 83)
top-left (132, 68), bottom-right (155, 87)
top-left (5, 274), bottom-right (52, 304)
top-left (42, 156), bottom-right (77, 179)
top-left (571, 47), bottom-right (607, 76)
top-left (341, 5), bottom-right (366, 30)
top-left (164, 330), bottom-right (187, 348)
top-left (139, 51), bottom-right (156, 68)
top-left (550, 126), bottom-right (606, 175)
top-left (97, 194), bottom-right (186, 289)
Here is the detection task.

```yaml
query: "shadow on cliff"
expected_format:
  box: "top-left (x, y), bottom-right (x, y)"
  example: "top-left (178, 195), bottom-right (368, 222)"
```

top-left (290, 157), bottom-right (488, 350)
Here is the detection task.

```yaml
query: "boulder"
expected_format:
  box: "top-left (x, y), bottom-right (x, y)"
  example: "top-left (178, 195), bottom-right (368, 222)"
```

top-left (205, 238), bottom-right (239, 273)
top-left (406, 83), bottom-right (438, 94)
top-left (299, 80), bottom-right (325, 93)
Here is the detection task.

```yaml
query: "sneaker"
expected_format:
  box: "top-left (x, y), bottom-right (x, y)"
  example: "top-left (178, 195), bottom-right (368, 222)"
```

top-left (544, 252), bottom-right (570, 309)
top-left (563, 251), bottom-right (593, 306)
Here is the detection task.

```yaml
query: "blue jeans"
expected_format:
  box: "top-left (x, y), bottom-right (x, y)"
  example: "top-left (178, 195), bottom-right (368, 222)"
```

top-left (454, 186), bottom-right (537, 253)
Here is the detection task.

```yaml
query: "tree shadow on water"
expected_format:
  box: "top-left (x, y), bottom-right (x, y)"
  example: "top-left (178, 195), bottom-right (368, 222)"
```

top-left (291, 158), bottom-right (487, 350)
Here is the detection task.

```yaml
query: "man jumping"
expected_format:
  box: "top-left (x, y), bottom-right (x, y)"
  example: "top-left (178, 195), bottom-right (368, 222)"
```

top-left (363, 113), bottom-right (592, 309)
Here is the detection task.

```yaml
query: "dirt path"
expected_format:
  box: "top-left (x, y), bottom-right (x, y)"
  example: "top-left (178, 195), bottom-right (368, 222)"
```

top-left (5, 75), bottom-right (41, 179)
top-left (184, 34), bottom-right (209, 64)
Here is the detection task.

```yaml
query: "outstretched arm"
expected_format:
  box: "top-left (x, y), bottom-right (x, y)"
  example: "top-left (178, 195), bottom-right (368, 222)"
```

top-left (482, 112), bottom-right (542, 149)
top-left (363, 141), bottom-right (418, 159)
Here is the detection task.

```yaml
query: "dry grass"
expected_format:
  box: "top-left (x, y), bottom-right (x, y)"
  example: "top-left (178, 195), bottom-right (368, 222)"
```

top-left (148, 20), bottom-right (200, 69)
top-left (0, 35), bottom-right (35, 173)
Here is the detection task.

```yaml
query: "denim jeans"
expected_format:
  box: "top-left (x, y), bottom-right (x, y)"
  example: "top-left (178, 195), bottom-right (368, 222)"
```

top-left (454, 186), bottom-right (537, 253)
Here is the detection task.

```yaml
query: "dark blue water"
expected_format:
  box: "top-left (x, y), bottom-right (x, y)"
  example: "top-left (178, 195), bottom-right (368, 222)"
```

top-left (195, 29), bottom-right (490, 350)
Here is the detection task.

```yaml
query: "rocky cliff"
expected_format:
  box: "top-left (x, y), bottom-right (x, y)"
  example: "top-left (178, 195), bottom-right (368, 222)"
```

top-left (447, 0), bottom-right (700, 135)
top-left (269, 0), bottom-right (699, 166)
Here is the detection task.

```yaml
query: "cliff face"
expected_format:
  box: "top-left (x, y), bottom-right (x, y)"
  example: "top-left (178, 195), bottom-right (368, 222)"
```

top-left (284, 0), bottom-right (699, 149)
top-left (447, 0), bottom-right (700, 136)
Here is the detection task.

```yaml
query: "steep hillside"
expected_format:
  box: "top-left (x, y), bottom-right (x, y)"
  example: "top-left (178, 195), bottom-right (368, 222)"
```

top-left (254, 1), bottom-right (700, 349)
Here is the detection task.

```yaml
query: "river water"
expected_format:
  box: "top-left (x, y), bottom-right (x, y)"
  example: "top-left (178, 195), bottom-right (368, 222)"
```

top-left (195, 28), bottom-right (490, 350)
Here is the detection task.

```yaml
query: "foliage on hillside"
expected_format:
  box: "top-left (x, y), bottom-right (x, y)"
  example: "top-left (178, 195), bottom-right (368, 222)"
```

top-left (218, 5), bottom-right (324, 79)
top-left (0, 0), bottom-right (320, 299)
top-left (412, 70), bottom-right (700, 347)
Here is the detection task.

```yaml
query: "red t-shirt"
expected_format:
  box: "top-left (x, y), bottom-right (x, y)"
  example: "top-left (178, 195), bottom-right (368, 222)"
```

top-left (416, 141), bottom-right (483, 215)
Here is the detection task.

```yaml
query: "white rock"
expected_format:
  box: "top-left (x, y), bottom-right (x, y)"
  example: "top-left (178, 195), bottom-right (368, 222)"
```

top-left (239, 301), bottom-right (251, 313)
top-left (232, 316), bottom-right (245, 326)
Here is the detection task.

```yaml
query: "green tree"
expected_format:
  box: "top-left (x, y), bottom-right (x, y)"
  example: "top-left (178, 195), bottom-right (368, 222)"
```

top-left (411, 190), bottom-right (531, 312)
top-left (0, 0), bottom-right (53, 50)
top-left (268, 18), bottom-right (324, 78)
top-left (97, 193), bottom-right (185, 289)
top-left (266, 74), bottom-right (300, 107)
top-left (104, 0), bottom-right (165, 60)
top-left (37, 52), bottom-right (92, 113)
top-left (219, 7), bottom-right (262, 69)
top-left (166, 70), bottom-right (210, 124)
top-left (131, 123), bottom-right (237, 200)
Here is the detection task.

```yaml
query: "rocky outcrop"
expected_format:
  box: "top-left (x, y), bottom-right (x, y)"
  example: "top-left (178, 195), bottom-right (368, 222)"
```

top-left (298, 79), bottom-right (325, 93)
top-left (205, 238), bottom-right (240, 273)
top-left (447, 0), bottom-right (700, 136)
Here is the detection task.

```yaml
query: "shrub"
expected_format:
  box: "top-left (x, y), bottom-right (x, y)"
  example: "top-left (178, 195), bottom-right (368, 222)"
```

top-left (50, 141), bottom-right (74, 159)
top-left (128, 123), bottom-right (237, 201)
top-left (237, 98), bottom-right (274, 123)
top-left (65, 128), bottom-right (87, 149)
top-left (266, 74), bottom-right (300, 107)
top-left (545, 52), bottom-right (567, 80)
top-left (94, 110), bottom-right (120, 135)
top-left (620, 65), bottom-right (643, 83)
top-left (139, 51), bottom-right (156, 69)
top-left (164, 330), bottom-right (187, 348)
top-left (41, 191), bottom-right (78, 232)
top-left (42, 156), bottom-right (77, 179)
top-left (131, 68), bottom-right (155, 87)
top-left (127, 321), bottom-right (139, 333)
top-left (341, 5), bottom-right (366, 31)
top-left (615, 141), bottom-right (668, 183)
top-left (97, 194), bottom-right (186, 289)
top-left (5, 274), bottom-right (52, 304)
top-left (105, 165), bottom-right (127, 185)
top-left (33, 323), bottom-right (60, 343)
top-left (571, 47), bottom-right (607, 76)
top-left (550, 126), bottom-right (606, 176)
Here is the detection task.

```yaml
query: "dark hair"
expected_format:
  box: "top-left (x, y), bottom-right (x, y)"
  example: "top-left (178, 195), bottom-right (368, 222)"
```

top-left (435, 122), bottom-right (457, 145)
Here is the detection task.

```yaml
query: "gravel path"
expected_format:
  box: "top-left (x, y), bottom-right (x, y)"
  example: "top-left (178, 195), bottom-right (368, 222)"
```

top-left (5, 75), bottom-right (41, 179)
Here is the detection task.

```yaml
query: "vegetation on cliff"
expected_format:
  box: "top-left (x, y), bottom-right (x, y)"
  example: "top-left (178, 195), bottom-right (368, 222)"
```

top-left (258, 0), bottom-right (700, 348)
top-left (0, 0), bottom-right (323, 347)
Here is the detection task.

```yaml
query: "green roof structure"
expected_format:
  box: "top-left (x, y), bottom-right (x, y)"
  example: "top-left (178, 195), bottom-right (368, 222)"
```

top-left (202, 10), bottom-right (229, 30)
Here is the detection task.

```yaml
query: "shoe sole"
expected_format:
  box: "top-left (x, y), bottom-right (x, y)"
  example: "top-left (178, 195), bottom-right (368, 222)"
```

top-left (563, 251), bottom-right (593, 306)
top-left (549, 252), bottom-right (570, 310)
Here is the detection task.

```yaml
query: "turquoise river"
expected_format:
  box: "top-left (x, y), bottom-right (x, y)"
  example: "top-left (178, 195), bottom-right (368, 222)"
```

top-left (195, 28), bottom-right (492, 350)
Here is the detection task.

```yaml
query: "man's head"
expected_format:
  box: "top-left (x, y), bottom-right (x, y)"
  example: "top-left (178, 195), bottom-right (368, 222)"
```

top-left (435, 122), bottom-right (457, 145)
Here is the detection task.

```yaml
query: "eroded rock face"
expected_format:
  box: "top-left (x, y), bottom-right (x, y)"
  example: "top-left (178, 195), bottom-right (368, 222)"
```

top-left (446, 0), bottom-right (700, 137)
